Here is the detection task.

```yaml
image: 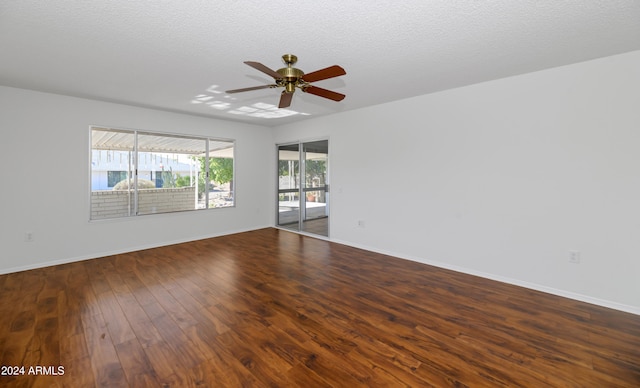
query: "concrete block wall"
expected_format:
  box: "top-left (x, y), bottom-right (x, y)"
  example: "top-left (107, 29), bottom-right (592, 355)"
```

top-left (91, 187), bottom-right (197, 219)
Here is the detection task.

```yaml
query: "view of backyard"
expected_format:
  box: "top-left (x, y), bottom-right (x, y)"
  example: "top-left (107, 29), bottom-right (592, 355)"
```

top-left (90, 127), bottom-right (234, 220)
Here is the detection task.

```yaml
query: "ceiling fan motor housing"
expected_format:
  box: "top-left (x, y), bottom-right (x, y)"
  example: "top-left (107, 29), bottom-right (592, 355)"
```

top-left (276, 66), bottom-right (304, 80)
top-left (277, 66), bottom-right (304, 93)
top-left (277, 54), bottom-right (305, 94)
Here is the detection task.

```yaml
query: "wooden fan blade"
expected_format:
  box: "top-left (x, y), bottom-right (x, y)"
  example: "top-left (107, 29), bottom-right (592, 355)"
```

top-left (303, 85), bottom-right (345, 101)
top-left (301, 65), bottom-right (346, 83)
top-left (244, 61), bottom-right (283, 79)
top-left (279, 91), bottom-right (293, 108)
top-left (226, 84), bottom-right (276, 93)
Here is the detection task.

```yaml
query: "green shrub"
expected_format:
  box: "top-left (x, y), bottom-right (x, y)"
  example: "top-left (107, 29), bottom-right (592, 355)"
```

top-left (175, 175), bottom-right (193, 187)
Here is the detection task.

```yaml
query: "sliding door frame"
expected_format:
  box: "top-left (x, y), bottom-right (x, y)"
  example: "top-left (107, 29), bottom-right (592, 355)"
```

top-left (276, 138), bottom-right (330, 237)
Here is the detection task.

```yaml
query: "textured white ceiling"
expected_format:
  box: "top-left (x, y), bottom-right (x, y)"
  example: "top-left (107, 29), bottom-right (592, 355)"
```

top-left (2, 1), bottom-right (639, 126)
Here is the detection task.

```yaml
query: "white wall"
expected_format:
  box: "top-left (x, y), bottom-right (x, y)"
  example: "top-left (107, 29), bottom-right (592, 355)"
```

top-left (2, 50), bottom-right (639, 314)
top-left (0, 86), bottom-right (275, 273)
top-left (273, 50), bottom-right (640, 314)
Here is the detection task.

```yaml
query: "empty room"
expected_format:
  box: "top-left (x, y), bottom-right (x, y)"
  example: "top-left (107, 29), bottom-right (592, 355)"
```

top-left (1, 1), bottom-right (639, 386)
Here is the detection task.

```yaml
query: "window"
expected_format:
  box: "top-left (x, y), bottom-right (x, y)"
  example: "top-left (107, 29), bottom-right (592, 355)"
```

top-left (107, 171), bottom-right (128, 188)
top-left (90, 126), bottom-right (234, 220)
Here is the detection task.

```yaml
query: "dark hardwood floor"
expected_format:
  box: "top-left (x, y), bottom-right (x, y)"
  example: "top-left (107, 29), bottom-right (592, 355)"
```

top-left (1, 228), bottom-right (639, 387)
top-left (279, 217), bottom-right (329, 237)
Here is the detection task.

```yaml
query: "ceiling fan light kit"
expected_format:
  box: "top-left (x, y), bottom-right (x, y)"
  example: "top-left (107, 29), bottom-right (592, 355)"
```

top-left (226, 54), bottom-right (346, 109)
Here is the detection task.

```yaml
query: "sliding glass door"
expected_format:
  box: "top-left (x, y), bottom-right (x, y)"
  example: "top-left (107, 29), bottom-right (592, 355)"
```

top-left (277, 143), bottom-right (300, 230)
top-left (277, 140), bottom-right (329, 237)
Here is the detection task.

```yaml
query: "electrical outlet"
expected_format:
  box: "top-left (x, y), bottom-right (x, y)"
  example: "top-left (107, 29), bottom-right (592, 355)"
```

top-left (569, 250), bottom-right (580, 264)
top-left (357, 220), bottom-right (365, 228)
top-left (24, 231), bottom-right (34, 242)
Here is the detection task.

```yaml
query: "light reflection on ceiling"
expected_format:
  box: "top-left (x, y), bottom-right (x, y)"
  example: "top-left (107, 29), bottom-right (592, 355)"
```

top-left (191, 85), bottom-right (309, 119)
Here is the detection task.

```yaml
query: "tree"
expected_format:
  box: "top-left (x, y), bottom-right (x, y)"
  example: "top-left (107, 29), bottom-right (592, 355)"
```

top-left (210, 158), bottom-right (234, 186)
top-left (305, 160), bottom-right (326, 186)
top-left (195, 156), bottom-right (234, 195)
top-left (161, 167), bottom-right (176, 188)
top-left (278, 159), bottom-right (325, 187)
top-left (279, 159), bottom-right (298, 177)
top-left (174, 174), bottom-right (193, 188)
top-left (279, 160), bottom-right (299, 190)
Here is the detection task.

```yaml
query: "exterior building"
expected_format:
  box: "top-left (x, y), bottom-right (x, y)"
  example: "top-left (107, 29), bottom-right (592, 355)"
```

top-left (91, 150), bottom-right (196, 191)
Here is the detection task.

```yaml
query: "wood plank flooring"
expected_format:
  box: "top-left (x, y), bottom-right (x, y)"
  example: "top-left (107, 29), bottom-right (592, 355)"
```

top-left (1, 227), bottom-right (639, 387)
top-left (279, 217), bottom-right (329, 237)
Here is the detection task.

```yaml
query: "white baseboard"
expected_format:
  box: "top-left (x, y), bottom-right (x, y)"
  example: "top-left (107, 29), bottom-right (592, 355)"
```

top-left (0, 225), bottom-right (271, 276)
top-left (5, 226), bottom-right (638, 316)
top-left (330, 238), bottom-right (640, 316)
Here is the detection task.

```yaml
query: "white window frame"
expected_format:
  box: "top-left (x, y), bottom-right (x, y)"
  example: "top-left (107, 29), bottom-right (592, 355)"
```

top-left (90, 126), bottom-right (235, 220)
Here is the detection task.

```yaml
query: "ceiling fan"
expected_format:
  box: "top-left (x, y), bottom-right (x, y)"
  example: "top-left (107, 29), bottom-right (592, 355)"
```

top-left (226, 54), bottom-right (346, 109)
